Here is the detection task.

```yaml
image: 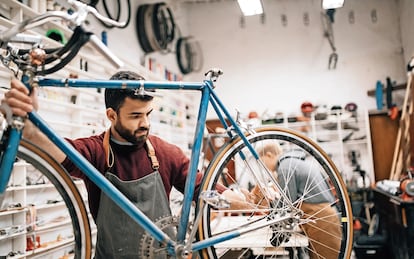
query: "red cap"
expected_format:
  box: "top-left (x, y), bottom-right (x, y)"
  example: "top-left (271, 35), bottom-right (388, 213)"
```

top-left (301, 102), bottom-right (314, 113)
top-left (248, 111), bottom-right (259, 119)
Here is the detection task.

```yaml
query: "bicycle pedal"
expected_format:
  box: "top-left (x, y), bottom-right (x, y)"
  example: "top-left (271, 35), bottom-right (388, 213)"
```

top-left (200, 190), bottom-right (230, 209)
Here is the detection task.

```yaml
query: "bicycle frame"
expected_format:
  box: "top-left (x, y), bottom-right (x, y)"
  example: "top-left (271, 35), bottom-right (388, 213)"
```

top-left (0, 76), bottom-right (284, 256)
top-left (0, 1), bottom-right (354, 258)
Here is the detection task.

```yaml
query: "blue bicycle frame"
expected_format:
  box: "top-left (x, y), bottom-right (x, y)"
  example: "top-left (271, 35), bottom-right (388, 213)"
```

top-left (0, 76), bottom-right (263, 255)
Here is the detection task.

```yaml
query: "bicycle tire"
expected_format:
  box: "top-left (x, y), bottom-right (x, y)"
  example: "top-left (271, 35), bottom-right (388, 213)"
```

top-left (176, 36), bottom-right (204, 75)
top-left (152, 2), bottom-right (175, 50)
top-left (13, 140), bottom-right (92, 258)
top-left (136, 4), bottom-right (154, 53)
top-left (196, 127), bottom-right (353, 259)
top-left (176, 37), bottom-right (192, 75)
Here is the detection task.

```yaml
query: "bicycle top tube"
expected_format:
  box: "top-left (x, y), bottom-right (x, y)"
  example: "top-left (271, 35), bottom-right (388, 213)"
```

top-left (37, 77), bottom-right (210, 92)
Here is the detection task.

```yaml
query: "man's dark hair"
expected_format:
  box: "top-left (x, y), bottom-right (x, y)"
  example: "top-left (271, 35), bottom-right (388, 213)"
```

top-left (105, 71), bottom-right (154, 112)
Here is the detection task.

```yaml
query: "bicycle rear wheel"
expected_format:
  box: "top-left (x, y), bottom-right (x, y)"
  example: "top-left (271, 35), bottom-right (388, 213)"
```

top-left (197, 127), bottom-right (353, 259)
top-left (2, 140), bottom-right (92, 258)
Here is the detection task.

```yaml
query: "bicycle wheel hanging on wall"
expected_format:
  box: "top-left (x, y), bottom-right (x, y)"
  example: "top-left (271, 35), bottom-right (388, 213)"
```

top-left (136, 2), bottom-right (176, 54)
top-left (152, 2), bottom-right (175, 50)
top-left (176, 36), bottom-right (203, 75)
top-left (136, 4), bottom-right (153, 53)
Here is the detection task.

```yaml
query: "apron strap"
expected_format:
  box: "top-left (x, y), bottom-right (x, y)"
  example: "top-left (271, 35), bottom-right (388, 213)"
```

top-left (146, 139), bottom-right (160, 170)
top-left (104, 129), bottom-right (159, 170)
top-left (103, 129), bottom-right (114, 168)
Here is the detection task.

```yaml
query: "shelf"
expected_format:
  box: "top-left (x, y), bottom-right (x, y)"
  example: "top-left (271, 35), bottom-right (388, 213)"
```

top-left (30, 218), bottom-right (71, 234)
top-left (0, 208), bottom-right (27, 216)
top-left (0, 229), bottom-right (26, 241)
top-left (24, 183), bottom-right (57, 190)
top-left (43, 119), bottom-right (105, 131)
top-left (25, 237), bottom-right (75, 258)
top-left (38, 97), bottom-right (104, 115)
top-left (5, 185), bottom-right (26, 191)
top-left (32, 201), bottom-right (64, 210)
top-left (3, 253), bottom-right (25, 259)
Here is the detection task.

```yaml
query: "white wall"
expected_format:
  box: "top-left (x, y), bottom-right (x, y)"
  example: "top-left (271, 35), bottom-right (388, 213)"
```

top-left (181, 0), bottom-right (407, 119)
top-left (88, 0), bottom-right (412, 120)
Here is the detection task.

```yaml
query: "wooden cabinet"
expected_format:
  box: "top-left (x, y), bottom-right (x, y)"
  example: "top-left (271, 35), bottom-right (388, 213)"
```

top-left (369, 111), bottom-right (400, 181)
top-left (369, 109), bottom-right (414, 181)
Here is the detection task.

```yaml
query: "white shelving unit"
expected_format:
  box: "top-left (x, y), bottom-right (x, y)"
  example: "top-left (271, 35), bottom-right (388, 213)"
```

top-left (263, 109), bottom-right (375, 187)
top-left (0, 161), bottom-right (82, 258)
top-left (0, 0), bottom-right (197, 257)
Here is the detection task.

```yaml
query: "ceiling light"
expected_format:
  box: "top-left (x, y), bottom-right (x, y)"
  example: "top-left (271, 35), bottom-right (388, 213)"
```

top-left (237, 0), bottom-right (263, 16)
top-left (322, 0), bottom-right (345, 9)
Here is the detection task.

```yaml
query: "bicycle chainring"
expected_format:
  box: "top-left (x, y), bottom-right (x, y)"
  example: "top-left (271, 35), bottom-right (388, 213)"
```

top-left (139, 215), bottom-right (178, 258)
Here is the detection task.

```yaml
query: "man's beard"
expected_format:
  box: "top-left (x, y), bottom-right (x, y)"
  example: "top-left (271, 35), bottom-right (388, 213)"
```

top-left (114, 121), bottom-right (149, 145)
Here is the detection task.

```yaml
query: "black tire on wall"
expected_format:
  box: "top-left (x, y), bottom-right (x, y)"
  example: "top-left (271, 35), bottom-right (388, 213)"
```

top-left (136, 4), bottom-right (154, 53)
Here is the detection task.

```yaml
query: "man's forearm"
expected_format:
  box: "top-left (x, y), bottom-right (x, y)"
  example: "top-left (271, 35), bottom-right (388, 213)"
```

top-left (23, 120), bottom-right (67, 163)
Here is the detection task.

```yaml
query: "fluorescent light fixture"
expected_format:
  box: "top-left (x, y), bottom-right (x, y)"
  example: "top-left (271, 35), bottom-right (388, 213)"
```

top-left (237, 0), bottom-right (263, 16)
top-left (322, 0), bottom-right (345, 9)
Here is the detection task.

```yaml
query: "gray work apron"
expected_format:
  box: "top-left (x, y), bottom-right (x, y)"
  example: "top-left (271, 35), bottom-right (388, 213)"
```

top-left (94, 137), bottom-right (172, 259)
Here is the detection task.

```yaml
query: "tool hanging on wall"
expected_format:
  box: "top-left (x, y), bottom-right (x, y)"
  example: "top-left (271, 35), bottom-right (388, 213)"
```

top-left (375, 80), bottom-right (384, 110)
top-left (386, 76), bottom-right (399, 120)
top-left (321, 9), bottom-right (338, 70)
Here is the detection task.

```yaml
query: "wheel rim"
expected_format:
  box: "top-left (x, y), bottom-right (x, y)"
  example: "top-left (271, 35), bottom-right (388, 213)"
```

top-left (15, 140), bottom-right (92, 258)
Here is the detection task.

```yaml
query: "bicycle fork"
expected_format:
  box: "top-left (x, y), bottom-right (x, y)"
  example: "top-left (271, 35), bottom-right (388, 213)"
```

top-left (0, 112), bottom-right (25, 193)
top-left (0, 56), bottom-right (39, 194)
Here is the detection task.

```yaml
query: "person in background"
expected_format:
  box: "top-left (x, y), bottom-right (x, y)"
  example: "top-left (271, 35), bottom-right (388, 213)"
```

top-left (258, 142), bottom-right (342, 259)
top-left (2, 71), bottom-right (260, 258)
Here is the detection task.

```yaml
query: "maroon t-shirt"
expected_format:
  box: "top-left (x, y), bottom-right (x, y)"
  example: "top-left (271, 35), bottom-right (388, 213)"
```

top-left (61, 132), bottom-right (203, 220)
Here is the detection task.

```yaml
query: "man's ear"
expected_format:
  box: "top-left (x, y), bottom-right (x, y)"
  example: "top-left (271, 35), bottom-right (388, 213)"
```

top-left (106, 108), bottom-right (117, 123)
